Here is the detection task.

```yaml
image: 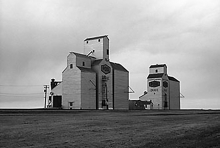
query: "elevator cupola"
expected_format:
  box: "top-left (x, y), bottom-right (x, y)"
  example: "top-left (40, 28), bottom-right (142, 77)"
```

top-left (84, 35), bottom-right (109, 61)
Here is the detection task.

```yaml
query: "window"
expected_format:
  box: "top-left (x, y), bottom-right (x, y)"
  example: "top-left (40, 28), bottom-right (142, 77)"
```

top-left (70, 64), bottom-right (73, 69)
top-left (98, 39), bottom-right (100, 42)
top-left (69, 102), bottom-right (73, 106)
top-left (155, 69), bottom-right (158, 73)
top-left (107, 49), bottom-right (109, 55)
top-left (82, 62), bottom-right (85, 66)
top-left (86, 41), bottom-right (88, 44)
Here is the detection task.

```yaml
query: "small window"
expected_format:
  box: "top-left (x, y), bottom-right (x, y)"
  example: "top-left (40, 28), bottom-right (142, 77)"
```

top-left (69, 102), bottom-right (73, 106)
top-left (70, 64), bottom-right (73, 69)
top-left (82, 62), bottom-right (85, 66)
top-left (107, 49), bottom-right (109, 55)
top-left (98, 39), bottom-right (100, 42)
top-left (155, 69), bottom-right (158, 73)
top-left (86, 41), bottom-right (88, 44)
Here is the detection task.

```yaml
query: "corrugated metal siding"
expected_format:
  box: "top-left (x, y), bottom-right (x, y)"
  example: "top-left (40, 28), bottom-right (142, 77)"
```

top-left (169, 80), bottom-right (180, 109)
top-left (113, 70), bottom-right (129, 109)
top-left (81, 71), bottom-right (96, 109)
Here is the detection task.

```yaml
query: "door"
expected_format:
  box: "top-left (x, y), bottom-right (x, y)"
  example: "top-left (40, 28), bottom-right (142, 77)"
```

top-left (53, 96), bottom-right (62, 108)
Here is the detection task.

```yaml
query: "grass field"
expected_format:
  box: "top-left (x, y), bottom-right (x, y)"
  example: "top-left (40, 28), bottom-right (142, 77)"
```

top-left (0, 109), bottom-right (220, 148)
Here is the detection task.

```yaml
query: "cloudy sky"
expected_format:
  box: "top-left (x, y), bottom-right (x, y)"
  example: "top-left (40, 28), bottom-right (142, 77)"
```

top-left (0, 0), bottom-right (220, 109)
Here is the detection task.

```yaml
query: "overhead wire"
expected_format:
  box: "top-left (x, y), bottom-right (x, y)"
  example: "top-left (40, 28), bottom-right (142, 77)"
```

top-left (0, 93), bottom-right (43, 96)
top-left (0, 84), bottom-right (46, 97)
top-left (0, 84), bottom-right (44, 87)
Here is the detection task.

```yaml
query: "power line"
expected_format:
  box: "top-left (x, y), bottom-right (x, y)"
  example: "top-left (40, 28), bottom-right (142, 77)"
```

top-left (0, 93), bottom-right (43, 96)
top-left (0, 85), bottom-right (44, 87)
top-left (0, 96), bottom-right (43, 98)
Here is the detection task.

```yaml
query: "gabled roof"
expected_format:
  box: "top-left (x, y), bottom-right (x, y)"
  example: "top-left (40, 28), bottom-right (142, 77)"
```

top-left (147, 73), bottom-right (164, 79)
top-left (70, 52), bottom-right (91, 59)
top-left (110, 62), bottom-right (128, 72)
top-left (84, 35), bottom-right (108, 41)
top-left (150, 64), bottom-right (166, 68)
top-left (168, 76), bottom-right (179, 82)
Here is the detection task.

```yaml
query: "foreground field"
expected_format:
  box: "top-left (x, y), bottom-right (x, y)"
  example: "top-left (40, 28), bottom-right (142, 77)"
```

top-left (0, 110), bottom-right (220, 148)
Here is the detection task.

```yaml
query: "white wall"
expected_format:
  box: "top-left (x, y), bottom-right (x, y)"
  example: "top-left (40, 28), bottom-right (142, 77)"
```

top-left (81, 71), bottom-right (96, 109)
top-left (149, 66), bottom-right (167, 74)
top-left (84, 36), bottom-right (109, 60)
top-left (146, 78), bottom-right (163, 109)
top-left (62, 54), bottom-right (81, 109)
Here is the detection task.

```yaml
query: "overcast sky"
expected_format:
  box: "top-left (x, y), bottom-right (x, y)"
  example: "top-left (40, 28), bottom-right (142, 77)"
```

top-left (0, 0), bottom-right (220, 109)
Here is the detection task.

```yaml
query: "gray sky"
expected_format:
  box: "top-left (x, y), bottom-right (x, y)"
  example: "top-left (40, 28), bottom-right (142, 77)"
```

top-left (0, 0), bottom-right (220, 109)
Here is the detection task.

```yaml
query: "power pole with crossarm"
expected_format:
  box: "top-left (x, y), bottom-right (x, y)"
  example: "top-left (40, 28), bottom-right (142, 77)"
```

top-left (44, 85), bottom-right (49, 108)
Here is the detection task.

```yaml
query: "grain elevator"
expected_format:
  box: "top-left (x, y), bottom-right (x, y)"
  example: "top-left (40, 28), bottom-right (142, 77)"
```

top-left (48, 35), bottom-right (129, 110)
top-left (138, 64), bottom-right (180, 109)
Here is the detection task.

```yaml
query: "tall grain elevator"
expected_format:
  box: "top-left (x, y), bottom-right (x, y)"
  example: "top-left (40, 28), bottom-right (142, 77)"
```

top-left (139, 64), bottom-right (180, 109)
top-left (48, 35), bottom-right (129, 110)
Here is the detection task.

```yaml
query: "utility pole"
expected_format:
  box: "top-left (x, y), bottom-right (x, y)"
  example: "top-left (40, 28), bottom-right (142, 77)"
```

top-left (44, 85), bottom-right (49, 108)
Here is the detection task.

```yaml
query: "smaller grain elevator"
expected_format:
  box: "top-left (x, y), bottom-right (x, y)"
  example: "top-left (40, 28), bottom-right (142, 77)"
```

top-left (48, 35), bottom-right (129, 110)
top-left (139, 64), bottom-right (180, 109)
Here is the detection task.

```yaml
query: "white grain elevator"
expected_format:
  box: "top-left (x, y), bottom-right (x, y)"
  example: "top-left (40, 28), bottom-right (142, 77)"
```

top-left (48, 35), bottom-right (129, 110)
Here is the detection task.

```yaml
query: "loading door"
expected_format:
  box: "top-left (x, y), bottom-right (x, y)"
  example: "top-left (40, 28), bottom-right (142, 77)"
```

top-left (53, 96), bottom-right (62, 108)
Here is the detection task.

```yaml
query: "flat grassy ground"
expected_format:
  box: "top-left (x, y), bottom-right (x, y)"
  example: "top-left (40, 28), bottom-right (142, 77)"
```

top-left (0, 110), bottom-right (220, 148)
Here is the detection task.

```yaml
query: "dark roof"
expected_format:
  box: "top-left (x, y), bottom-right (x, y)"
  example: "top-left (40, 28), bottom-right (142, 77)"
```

top-left (92, 59), bottom-right (128, 72)
top-left (150, 64), bottom-right (166, 68)
top-left (92, 59), bottom-right (102, 66)
top-left (147, 73), bottom-right (164, 79)
top-left (168, 76), bottom-right (179, 82)
top-left (110, 62), bottom-right (128, 72)
top-left (84, 35), bottom-right (108, 41)
top-left (77, 67), bottom-right (95, 73)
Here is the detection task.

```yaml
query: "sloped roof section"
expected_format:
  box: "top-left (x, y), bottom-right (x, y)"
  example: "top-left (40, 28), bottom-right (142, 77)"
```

top-left (84, 35), bottom-right (108, 41)
top-left (150, 64), bottom-right (166, 68)
top-left (91, 59), bottom-right (128, 72)
top-left (168, 76), bottom-right (179, 82)
top-left (77, 67), bottom-right (95, 73)
top-left (70, 52), bottom-right (90, 58)
top-left (147, 73), bottom-right (164, 79)
top-left (110, 62), bottom-right (128, 72)
top-left (92, 59), bottom-right (102, 66)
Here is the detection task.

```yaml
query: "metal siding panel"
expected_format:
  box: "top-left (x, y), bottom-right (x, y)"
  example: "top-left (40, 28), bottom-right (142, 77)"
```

top-left (81, 72), bottom-right (96, 109)
top-left (114, 70), bottom-right (129, 109)
top-left (92, 60), bottom-right (113, 109)
top-left (169, 81), bottom-right (180, 109)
